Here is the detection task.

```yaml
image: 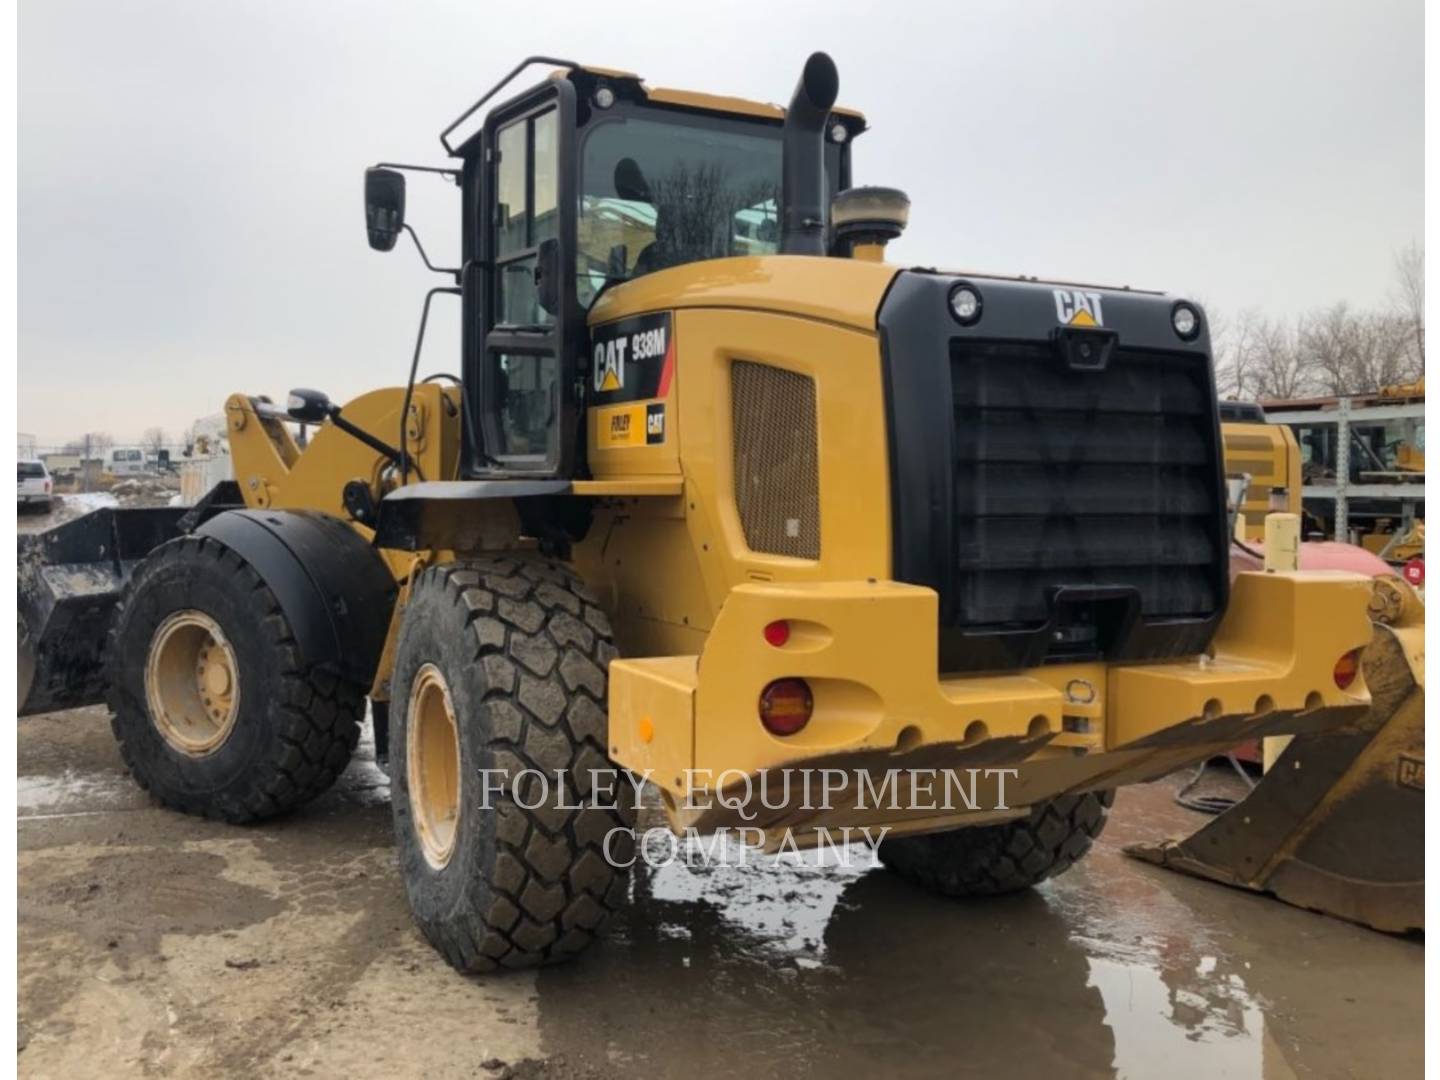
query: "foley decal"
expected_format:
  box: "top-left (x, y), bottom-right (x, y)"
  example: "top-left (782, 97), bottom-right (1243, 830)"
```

top-left (1052, 289), bottom-right (1104, 327)
top-left (591, 312), bottom-right (674, 402)
top-left (596, 402), bottom-right (666, 449)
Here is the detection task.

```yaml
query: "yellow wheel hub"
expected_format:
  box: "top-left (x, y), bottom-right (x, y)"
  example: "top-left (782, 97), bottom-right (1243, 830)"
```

top-left (145, 610), bottom-right (241, 757)
top-left (408, 664), bottom-right (462, 870)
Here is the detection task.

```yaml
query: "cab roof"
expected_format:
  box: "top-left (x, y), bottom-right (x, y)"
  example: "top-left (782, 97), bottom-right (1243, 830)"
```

top-left (442, 56), bottom-right (866, 155)
top-left (555, 62), bottom-right (868, 128)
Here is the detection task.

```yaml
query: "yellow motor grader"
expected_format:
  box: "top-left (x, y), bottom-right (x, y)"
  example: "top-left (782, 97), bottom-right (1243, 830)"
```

top-left (18, 54), bottom-right (1406, 972)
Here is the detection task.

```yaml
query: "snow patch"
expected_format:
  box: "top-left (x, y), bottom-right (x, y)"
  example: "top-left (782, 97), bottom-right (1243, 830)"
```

top-left (18, 768), bottom-right (140, 814)
top-left (59, 492), bottom-right (119, 512)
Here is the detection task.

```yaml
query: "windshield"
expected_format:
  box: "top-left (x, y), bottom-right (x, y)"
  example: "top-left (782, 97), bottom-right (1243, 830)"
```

top-left (577, 111), bottom-right (835, 307)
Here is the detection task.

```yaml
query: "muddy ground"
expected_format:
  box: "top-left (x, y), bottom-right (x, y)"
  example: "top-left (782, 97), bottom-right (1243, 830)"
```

top-left (17, 700), bottom-right (1422, 1080)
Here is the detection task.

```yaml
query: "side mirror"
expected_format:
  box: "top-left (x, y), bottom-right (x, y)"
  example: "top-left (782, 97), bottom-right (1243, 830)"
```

top-left (364, 168), bottom-right (406, 252)
top-left (535, 237), bottom-right (561, 315)
top-left (286, 388), bottom-right (335, 423)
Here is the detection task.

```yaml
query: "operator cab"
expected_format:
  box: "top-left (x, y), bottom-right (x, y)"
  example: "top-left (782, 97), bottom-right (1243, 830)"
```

top-left (362, 57), bottom-right (865, 481)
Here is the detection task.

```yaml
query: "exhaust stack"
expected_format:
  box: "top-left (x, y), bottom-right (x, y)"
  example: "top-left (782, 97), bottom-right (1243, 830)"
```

top-left (780, 52), bottom-right (840, 256)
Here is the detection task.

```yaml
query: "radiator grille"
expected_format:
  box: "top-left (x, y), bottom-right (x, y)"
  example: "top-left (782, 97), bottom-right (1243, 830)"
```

top-left (731, 361), bottom-right (820, 559)
top-left (949, 339), bottom-right (1222, 630)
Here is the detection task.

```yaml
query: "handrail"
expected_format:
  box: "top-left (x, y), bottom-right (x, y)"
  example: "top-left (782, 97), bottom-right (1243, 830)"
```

top-left (439, 55), bottom-right (579, 155)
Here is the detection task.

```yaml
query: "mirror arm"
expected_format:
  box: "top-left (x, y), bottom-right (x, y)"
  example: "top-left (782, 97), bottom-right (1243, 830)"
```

top-left (374, 162), bottom-right (461, 186)
top-left (402, 225), bottom-right (462, 282)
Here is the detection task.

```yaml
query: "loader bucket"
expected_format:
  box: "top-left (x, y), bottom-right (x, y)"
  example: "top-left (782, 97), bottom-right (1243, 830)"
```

top-left (1126, 613), bottom-right (1424, 934)
top-left (19, 507), bottom-right (189, 717)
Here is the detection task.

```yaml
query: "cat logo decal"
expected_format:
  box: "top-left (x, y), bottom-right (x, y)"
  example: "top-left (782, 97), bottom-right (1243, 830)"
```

top-left (1053, 289), bottom-right (1104, 327)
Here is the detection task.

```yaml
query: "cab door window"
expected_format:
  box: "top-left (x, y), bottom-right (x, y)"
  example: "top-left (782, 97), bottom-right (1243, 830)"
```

top-left (494, 108), bottom-right (558, 327)
top-left (493, 352), bottom-right (558, 456)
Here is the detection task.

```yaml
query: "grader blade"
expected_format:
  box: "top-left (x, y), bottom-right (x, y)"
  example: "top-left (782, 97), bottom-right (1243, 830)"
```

top-left (1127, 618), bottom-right (1424, 934)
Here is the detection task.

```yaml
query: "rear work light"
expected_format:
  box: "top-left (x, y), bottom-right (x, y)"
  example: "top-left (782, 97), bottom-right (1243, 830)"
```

top-left (1333, 649), bottom-right (1363, 691)
top-left (759, 678), bottom-right (813, 736)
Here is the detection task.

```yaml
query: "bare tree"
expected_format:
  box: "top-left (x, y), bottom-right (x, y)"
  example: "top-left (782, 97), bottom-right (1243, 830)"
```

top-left (1212, 247), bottom-right (1424, 404)
top-left (1249, 315), bottom-right (1313, 400)
top-left (1212, 308), bottom-right (1310, 401)
top-left (1303, 302), bottom-right (1353, 396)
top-left (1211, 306), bottom-right (1265, 400)
top-left (1207, 303), bottom-right (1234, 395)
top-left (1390, 241), bottom-right (1424, 373)
top-left (1350, 312), bottom-right (1416, 391)
top-left (142, 426), bottom-right (167, 455)
top-left (1302, 302), bottom-right (1415, 396)
top-left (69, 432), bottom-right (114, 457)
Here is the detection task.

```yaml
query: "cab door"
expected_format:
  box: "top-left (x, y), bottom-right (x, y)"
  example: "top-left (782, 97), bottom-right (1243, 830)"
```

top-left (466, 79), bottom-right (581, 478)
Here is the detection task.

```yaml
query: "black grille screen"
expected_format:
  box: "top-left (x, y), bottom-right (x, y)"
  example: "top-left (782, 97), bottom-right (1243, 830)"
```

top-left (948, 339), bottom-right (1223, 641)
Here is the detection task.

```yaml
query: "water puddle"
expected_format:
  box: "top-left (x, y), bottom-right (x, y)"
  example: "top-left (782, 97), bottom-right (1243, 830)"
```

top-left (535, 783), bottom-right (1419, 1078)
top-left (640, 833), bottom-right (878, 966)
top-left (1087, 955), bottom-right (1280, 1079)
top-left (608, 845), bottom-right (1282, 1076)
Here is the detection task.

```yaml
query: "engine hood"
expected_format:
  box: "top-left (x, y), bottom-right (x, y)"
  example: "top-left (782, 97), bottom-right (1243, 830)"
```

top-left (587, 255), bottom-right (900, 332)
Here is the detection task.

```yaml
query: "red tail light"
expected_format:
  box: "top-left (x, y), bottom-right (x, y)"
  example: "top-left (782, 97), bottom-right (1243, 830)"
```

top-left (1403, 559), bottom-right (1424, 587)
top-left (1333, 649), bottom-right (1363, 690)
top-left (759, 678), bottom-right (813, 735)
top-left (763, 620), bottom-right (791, 647)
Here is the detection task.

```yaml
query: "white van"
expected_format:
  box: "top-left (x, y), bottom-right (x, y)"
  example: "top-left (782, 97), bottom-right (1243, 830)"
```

top-left (106, 447), bottom-right (147, 476)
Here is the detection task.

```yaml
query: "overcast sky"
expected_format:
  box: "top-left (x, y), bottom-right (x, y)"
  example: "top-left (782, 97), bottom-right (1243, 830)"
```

top-left (19, 0), bottom-right (1423, 447)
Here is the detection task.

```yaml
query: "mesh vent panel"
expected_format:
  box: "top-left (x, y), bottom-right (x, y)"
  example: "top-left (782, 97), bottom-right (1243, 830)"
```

top-left (731, 361), bottom-right (820, 558)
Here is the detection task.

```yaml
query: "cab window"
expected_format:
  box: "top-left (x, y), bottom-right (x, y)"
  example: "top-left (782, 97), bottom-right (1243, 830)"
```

top-left (576, 114), bottom-right (789, 307)
top-left (488, 106), bottom-right (561, 462)
top-left (494, 107), bottom-right (559, 327)
top-left (492, 352), bottom-right (557, 457)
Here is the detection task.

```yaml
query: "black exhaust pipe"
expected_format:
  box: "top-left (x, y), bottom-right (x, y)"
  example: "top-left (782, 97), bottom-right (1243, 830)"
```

top-left (781, 52), bottom-right (839, 256)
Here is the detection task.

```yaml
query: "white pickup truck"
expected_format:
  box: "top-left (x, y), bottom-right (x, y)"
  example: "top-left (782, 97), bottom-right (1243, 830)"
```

top-left (17, 460), bottom-right (52, 512)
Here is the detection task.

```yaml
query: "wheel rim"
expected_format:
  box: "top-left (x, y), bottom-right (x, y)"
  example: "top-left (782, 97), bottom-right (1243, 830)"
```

top-left (145, 610), bottom-right (241, 757)
top-left (407, 663), bottom-right (462, 870)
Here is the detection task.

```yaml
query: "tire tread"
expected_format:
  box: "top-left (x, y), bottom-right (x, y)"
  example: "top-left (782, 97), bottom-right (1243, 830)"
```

top-left (398, 555), bottom-right (632, 973)
top-left (879, 791), bottom-right (1114, 897)
top-left (106, 535), bottom-right (364, 823)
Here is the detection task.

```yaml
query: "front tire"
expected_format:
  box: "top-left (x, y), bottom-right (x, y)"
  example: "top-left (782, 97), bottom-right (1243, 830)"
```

top-left (106, 535), bottom-right (365, 822)
top-left (390, 556), bottom-right (635, 972)
top-left (879, 791), bottom-right (1114, 897)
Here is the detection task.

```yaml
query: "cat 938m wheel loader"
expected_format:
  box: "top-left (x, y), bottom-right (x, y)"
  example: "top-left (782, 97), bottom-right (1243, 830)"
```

top-left (18, 53), bottom-right (1404, 972)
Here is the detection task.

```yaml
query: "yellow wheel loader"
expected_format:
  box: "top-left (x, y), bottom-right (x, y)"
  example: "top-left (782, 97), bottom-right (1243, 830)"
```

top-left (18, 54), bottom-right (1393, 971)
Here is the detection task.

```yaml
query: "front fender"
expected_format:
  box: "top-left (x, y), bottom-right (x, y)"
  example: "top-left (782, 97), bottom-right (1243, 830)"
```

top-left (195, 510), bottom-right (397, 688)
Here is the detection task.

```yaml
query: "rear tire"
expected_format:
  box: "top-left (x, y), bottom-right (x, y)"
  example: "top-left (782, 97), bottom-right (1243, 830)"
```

top-left (390, 556), bottom-right (635, 973)
top-left (106, 535), bottom-right (365, 822)
top-left (879, 791), bottom-right (1114, 897)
